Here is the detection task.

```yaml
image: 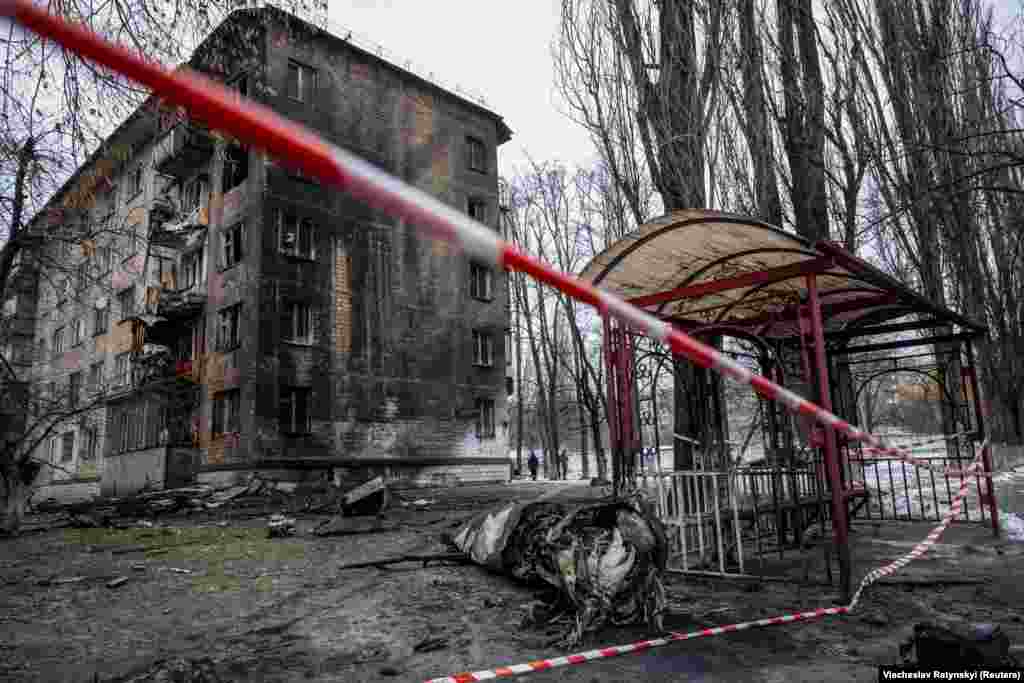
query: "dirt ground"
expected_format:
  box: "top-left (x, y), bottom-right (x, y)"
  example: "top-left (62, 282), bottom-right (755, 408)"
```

top-left (2, 480), bottom-right (1022, 683)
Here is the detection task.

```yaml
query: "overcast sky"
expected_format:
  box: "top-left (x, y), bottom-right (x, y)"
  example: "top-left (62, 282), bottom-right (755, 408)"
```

top-left (327, 0), bottom-right (597, 178)
top-left (328, 0), bottom-right (1023, 183)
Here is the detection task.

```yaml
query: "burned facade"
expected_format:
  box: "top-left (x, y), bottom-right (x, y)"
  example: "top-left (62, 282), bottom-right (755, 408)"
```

top-left (27, 6), bottom-right (513, 501)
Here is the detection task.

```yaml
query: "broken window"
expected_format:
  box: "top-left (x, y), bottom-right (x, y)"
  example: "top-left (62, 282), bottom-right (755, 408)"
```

top-left (227, 72), bottom-right (249, 100)
top-left (83, 426), bottom-right (99, 461)
top-left (286, 60), bottom-right (317, 102)
top-left (129, 165), bottom-right (144, 198)
top-left (52, 327), bottom-right (64, 355)
top-left (278, 212), bottom-right (315, 259)
top-left (71, 318), bottom-right (84, 346)
top-left (282, 301), bottom-right (312, 343)
top-left (469, 262), bottom-right (493, 301)
top-left (222, 145), bottom-right (248, 193)
top-left (472, 330), bottom-right (493, 367)
top-left (115, 352), bottom-right (131, 387)
top-left (69, 372), bottom-right (81, 408)
top-left (467, 198), bottom-right (487, 223)
top-left (181, 175), bottom-right (208, 215)
top-left (89, 361), bottom-right (103, 393)
top-left (181, 248), bottom-right (204, 290)
top-left (212, 389), bottom-right (240, 435)
top-left (221, 222), bottom-right (243, 269)
top-left (217, 304), bottom-right (242, 351)
top-left (118, 287), bottom-right (135, 320)
top-left (279, 386), bottom-right (311, 435)
top-left (466, 136), bottom-right (486, 173)
top-left (61, 431), bottom-right (75, 462)
top-left (476, 398), bottom-right (495, 439)
top-left (93, 305), bottom-right (108, 336)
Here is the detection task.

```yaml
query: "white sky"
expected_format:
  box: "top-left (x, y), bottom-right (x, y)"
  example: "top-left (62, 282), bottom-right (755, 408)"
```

top-left (327, 0), bottom-right (598, 178)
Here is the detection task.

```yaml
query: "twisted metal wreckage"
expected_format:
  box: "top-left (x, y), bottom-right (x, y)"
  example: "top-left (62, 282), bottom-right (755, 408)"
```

top-left (0, 1), bottom-right (1004, 678)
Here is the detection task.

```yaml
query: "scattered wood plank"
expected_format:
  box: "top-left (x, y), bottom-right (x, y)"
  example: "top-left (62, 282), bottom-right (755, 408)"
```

top-left (337, 552), bottom-right (470, 571)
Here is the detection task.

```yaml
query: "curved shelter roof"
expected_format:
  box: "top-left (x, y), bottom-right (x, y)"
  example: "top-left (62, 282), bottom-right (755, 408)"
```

top-left (580, 210), bottom-right (984, 340)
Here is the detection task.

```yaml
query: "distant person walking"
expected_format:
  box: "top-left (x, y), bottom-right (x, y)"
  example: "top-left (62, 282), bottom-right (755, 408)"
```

top-left (528, 451), bottom-right (539, 481)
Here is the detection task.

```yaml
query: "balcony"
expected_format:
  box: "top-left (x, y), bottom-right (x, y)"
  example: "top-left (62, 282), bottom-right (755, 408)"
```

top-left (154, 122), bottom-right (214, 179)
top-left (157, 284), bottom-right (207, 319)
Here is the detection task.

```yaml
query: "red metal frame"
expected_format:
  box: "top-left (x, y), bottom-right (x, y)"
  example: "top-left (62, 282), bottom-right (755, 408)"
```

top-left (627, 256), bottom-right (834, 307)
top-left (669, 293), bottom-right (902, 334)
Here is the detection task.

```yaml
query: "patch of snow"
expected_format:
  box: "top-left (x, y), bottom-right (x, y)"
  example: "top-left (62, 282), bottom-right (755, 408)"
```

top-left (1000, 512), bottom-right (1024, 543)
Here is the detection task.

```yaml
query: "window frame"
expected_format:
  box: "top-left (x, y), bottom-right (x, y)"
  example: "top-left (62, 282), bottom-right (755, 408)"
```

top-left (466, 136), bottom-right (487, 173)
top-left (115, 352), bottom-right (131, 387)
top-left (89, 361), bottom-right (104, 393)
top-left (286, 60), bottom-right (317, 103)
top-left (71, 318), bottom-right (85, 347)
top-left (217, 303), bottom-right (242, 352)
top-left (93, 305), bottom-right (109, 337)
top-left (118, 287), bottom-right (135, 321)
top-left (61, 430), bottom-right (76, 463)
top-left (52, 326), bottom-right (65, 355)
top-left (475, 398), bottom-right (496, 440)
top-left (220, 222), bottom-right (244, 270)
top-left (472, 329), bottom-right (494, 367)
top-left (68, 371), bottom-right (81, 408)
top-left (129, 165), bottom-right (144, 199)
top-left (469, 262), bottom-right (493, 301)
top-left (278, 211), bottom-right (316, 260)
top-left (212, 389), bottom-right (241, 436)
top-left (222, 144), bottom-right (249, 194)
top-left (282, 301), bottom-right (313, 344)
top-left (181, 247), bottom-right (205, 290)
top-left (467, 198), bottom-right (487, 223)
top-left (279, 386), bottom-right (311, 435)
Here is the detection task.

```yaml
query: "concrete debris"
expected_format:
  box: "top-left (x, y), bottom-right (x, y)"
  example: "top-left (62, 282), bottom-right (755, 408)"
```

top-left (451, 495), bottom-right (668, 645)
top-left (267, 514), bottom-right (296, 538)
top-left (106, 576), bottom-right (129, 589)
top-left (340, 476), bottom-right (390, 517)
top-left (313, 516), bottom-right (399, 537)
top-left (413, 636), bottom-right (449, 653)
top-left (901, 621), bottom-right (1019, 668)
top-left (121, 656), bottom-right (223, 683)
top-left (405, 498), bottom-right (436, 507)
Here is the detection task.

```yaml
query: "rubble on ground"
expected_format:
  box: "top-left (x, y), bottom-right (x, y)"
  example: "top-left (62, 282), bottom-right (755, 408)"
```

top-left (901, 621), bottom-right (1019, 668)
top-left (450, 494), bottom-right (668, 646)
top-left (266, 514), bottom-right (296, 538)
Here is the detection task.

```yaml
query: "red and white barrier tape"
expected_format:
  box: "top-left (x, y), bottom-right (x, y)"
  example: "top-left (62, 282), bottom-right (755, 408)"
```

top-left (0, 7), bottom-right (997, 680)
top-left (424, 451), bottom-right (983, 683)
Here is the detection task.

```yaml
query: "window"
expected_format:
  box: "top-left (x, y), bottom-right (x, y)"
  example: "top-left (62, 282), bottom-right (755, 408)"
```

top-left (68, 372), bottom-right (81, 408)
top-left (76, 261), bottom-right (88, 291)
top-left (56, 277), bottom-right (70, 306)
top-left (221, 223), bottom-right (243, 269)
top-left (115, 352), bottom-right (130, 387)
top-left (228, 72), bottom-right (249, 100)
top-left (223, 145), bottom-right (248, 193)
top-left (278, 212), bottom-right (315, 259)
top-left (97, 246), bottom-right (112, 276)
top-left (217, 304), bottom-right (242, 351)
top-left (127, 164), bottom-right (145, 199)
top-left (286, 60), bottom-right (317, 102)
top-left (52, 327), bottom-right (65, 355)
top-left (472, 330), bottom-right (494, 367)
top-left (469, 262), bottom-right (493, 301)
top-left (466, 136), bottom-right (486, 173)
top-left (181, 176), bottom-right (207, 215)
top-left (182, 248), bottom-right (204, 290)
top-left (506, 330), bottom-right (513, 366)
top-left (468, 198), bottom-right (487, 223)
top-left (279, 386), bottom-right (311, 435)
top-left (476, 398), bottom-right (495, 439)
top-left (89, 361), bottom-right (104, 393)
top-left (82, 427), bottom-right (98, 461)
top-left (212, 389), bottom-right (240, 436)
top-left (93, 306), bottom-right (109, 336)
top-left (118, 288), bottom-right (135, 320)
top-left (283, 302), bottom-right (312, 343)
top-left (61, 431), bottom-right (75, 462)
top-left (71, 319), bottom-right (84, 346)
top-left (156, 255), bottom-right (177, 290)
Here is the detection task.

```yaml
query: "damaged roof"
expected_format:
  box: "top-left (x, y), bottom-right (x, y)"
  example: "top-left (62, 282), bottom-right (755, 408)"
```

top-left (580, 210), bottom-right (985, 340)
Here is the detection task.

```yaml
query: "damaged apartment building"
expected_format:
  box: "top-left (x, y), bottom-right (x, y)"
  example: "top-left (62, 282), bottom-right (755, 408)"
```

top-left (26, 5), bottom-right (513, 502)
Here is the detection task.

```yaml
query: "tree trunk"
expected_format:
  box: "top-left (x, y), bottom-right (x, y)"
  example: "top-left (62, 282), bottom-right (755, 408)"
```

top-left (0, 463), bottom-right (34, 536)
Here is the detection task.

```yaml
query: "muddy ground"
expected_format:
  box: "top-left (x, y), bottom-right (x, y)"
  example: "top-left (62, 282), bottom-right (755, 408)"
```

top-left (1, 480), bottom-right (1022, 683)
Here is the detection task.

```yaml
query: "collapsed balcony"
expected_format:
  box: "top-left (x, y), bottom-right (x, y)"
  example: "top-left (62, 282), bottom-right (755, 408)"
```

top-left (154, 121), bottom-right (214, 179)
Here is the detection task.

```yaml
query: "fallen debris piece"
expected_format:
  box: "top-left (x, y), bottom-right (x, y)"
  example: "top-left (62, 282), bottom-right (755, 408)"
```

top-left (337, 552), bottom-right (470, 571)
top-left (106, 577), bottom-right (129, 589)
top-left (131, 564), bottom-right (146, 572)
top-left (54, 576), bottom-right (87, 585)
top-left (902, 621), bottom-right (1018, 668)
top-left (451, 495), bottom-right (668, 645)
top-left (267, 514), bottom-right (296, 538)
top-left (405, 498), bottom-right (436, 507)
top-left (340, 476), bottom-right (390, 516)
top-left (413, 636), bottom-right (449, 653)
top-left (166, 567), bottom-right (192, 575)
top-left (314, 516), bottom-right (398, 537)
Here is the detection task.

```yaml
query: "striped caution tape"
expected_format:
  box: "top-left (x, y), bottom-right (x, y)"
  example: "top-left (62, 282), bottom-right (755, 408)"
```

top-left (0, 10), bottom-right (994, 681)
top-left (423, 448), bottom-right (984, 683)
